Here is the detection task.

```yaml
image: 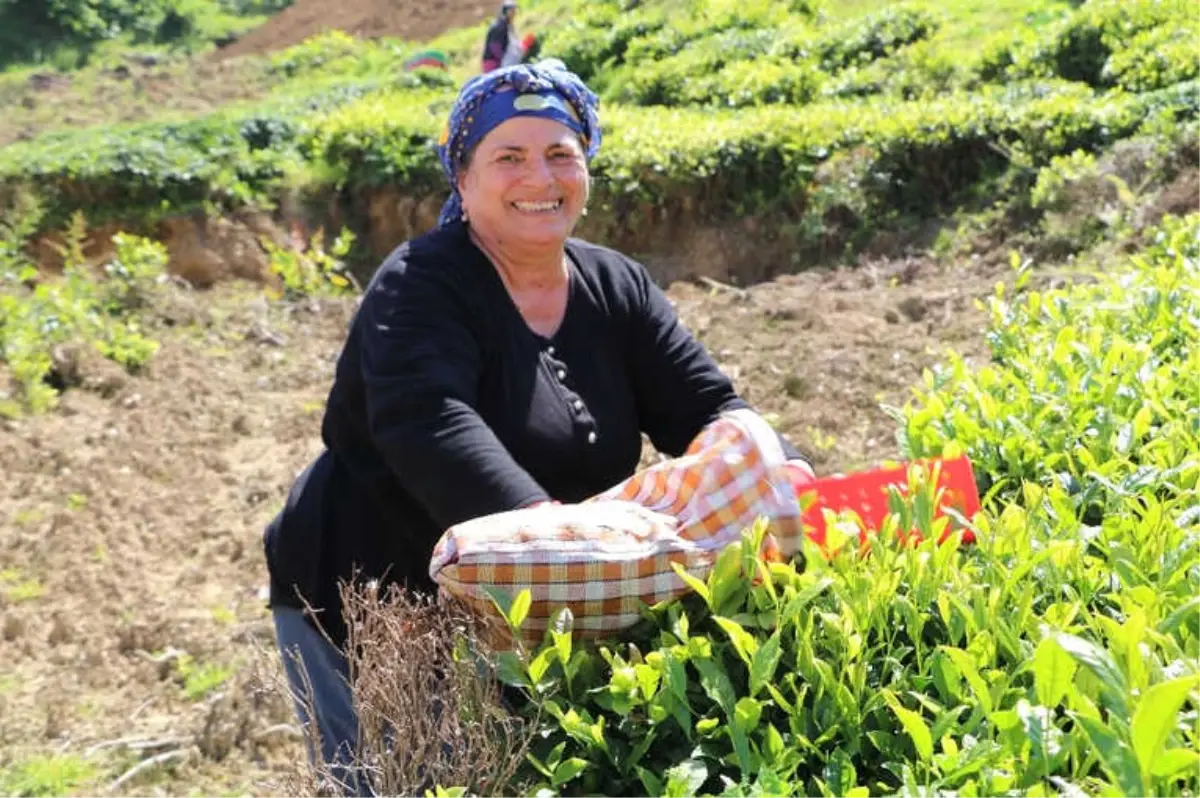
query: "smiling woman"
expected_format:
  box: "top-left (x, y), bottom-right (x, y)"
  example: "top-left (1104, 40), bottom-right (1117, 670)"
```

top-left (260, 60), bottom-right (813, 796)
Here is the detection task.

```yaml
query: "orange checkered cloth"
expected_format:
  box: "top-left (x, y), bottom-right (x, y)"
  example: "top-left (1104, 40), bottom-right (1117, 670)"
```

top-left (428, 409), bottom-right (808, 643)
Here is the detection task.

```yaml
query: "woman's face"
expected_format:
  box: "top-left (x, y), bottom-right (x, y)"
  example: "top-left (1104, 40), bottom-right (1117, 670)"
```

top-left (457, 115), bottom-right (589, 249)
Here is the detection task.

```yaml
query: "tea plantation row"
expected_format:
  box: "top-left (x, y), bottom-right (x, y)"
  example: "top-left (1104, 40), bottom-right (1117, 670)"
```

top-left (481, 213), bottom-right (1200, 798)
top-left (0, 0), bottom-right (1194, 238)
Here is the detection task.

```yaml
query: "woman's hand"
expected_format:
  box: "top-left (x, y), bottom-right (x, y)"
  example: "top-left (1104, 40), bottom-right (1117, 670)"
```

top-left (784, 459), bottom-right (816, 488)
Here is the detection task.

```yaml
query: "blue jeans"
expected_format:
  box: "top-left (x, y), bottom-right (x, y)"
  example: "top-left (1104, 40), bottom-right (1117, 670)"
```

top-left (273, 606), bottom-right (374, 796)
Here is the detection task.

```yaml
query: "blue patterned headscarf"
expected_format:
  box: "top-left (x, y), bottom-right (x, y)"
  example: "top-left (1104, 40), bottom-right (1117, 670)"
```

top-left (436, 59), bottom-right (602, 227)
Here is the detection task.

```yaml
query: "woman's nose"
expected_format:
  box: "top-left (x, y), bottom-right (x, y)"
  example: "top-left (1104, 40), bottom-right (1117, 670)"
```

top-left (522, 156), bottom-right (554, 185)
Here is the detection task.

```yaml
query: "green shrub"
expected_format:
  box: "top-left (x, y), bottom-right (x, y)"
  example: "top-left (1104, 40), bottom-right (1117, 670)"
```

top-left (896, 213), bottom-right (1199, 518)
top-left (300, 88), bottom-right (446, 190)
top-left (267, 29), bottom-right (368, 77)
top-left (545, 9), bottom-right (669, 83)
top-left (1103, 24), bottom-right (1200, 93)
top-left (1025, 150), bottom-right (1131, 254)
top-left (480, 214), bottom-right (1200, 797)
top-left (824, 38), bottom-right (973, 101)
top-left (264, 227), bottom-right (358, 299)
top-left (990, 0), bottom-right (1194, 88)
top-left (0, 754), bottom-right (98, 797)
top-left (0, 212), bottom-right (164, 416)
top-left (816, 5), bottom-right (940, 72)
top-left (2, 0), bottom-right (1196, 256)
top-left (0, 80), bottom-right (392, 225)
top-left (103, 231), bottom-right (168, 311)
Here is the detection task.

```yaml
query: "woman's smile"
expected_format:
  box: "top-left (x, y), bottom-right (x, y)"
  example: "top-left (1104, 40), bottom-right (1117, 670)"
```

top-left (511, 198), bottom-right (564, 213)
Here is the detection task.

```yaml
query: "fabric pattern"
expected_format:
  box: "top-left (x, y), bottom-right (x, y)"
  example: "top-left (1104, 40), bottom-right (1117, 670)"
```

top-left (435, 60), bottom-right (602, 227)
top-left (429, 409), bottom-right (806, 644)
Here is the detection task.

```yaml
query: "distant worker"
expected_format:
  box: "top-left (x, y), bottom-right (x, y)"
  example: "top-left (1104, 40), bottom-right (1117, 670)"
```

top-left (481, 0), bottom-right (525, 73)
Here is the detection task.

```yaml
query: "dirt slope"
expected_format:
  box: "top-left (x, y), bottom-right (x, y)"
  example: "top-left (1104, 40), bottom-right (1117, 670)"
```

top-left (215, 0), bottom-right (497, 60)
top-left (0, 253), bottom-right (1001, 795)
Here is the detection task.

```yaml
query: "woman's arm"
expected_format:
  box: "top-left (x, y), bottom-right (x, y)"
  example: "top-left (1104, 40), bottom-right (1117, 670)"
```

top-left (359, 257), bottom-right (550, 530)
top-left (625, 261), bottom-right (809, 464)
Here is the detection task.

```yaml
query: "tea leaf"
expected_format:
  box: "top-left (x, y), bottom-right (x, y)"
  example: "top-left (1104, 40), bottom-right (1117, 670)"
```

top-left (1074, 714), bottom-right (1145, 797)
top-left (749, 630), bottom-right (782, 698)
top-left (693, 658), bottom-right (736, 716)
top-left (663, 759), bottom-right (707, 797)
top-left (1131, 675), bottom-right (1199, 781)
top-left (823, 749), bottom-right (857, 796)
top-left (1152, 749), bottom-right (1200, 780)
top-left (1159, 596), bottom-right (1199, 637)
top-left (883, 690), bottom-right (933, 762)
top-left (939, 647), bottom-right (993, 714)
top-left (1033, 636), bottom-right (1076, 708)
top-left (508, 589), bottom-right (532, 631)
top-left (672, 563), bottom-right (711, 606)
top-left (552, 758), bottom-right (590, 787)
top-left (495, 651), bottom-right (528, 688)
top-left (1053, 633), bottom-right (1129, 719)
top-left (714, 616), bottom-right (758, 665)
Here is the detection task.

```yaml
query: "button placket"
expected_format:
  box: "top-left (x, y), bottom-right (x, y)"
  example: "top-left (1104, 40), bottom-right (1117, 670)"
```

top-left (541, 345), bottom-right (596, 446)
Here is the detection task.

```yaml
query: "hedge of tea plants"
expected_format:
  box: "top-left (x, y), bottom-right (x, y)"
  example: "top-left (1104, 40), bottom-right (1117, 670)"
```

top-left (0, 0), bottom-right (1194, 239)
top-left (477, 212), bottom-right (1199, 798)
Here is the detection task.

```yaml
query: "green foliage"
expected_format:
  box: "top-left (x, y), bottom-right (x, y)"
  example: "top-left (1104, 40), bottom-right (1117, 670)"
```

top-left (1, 0), bottom-right (1195, 248)
top-left (0, 0), bottom-right (287, 69)
top-left (1102, 23), bottom-right (1200, 94)
top-left (264, 227), bottom-right (358, 299)
top-left (0, 209), bottom-right (164, 416)
top-left (0, 754), bottom-right (98, 797)
top-left (269, 29), bottom-right (367, 76)
top-left (103, 232), bottom-right (169, 311)
top-left (292, 76), bottom-right (1194, 246)
top-left (813, 6), bottom-right (940, 72)
top-left (1026, 148), bottom-right (1144, 253)
top-left (986, 0), bottom-right (1195, 90)
top-left (898, 213), bottom-right (1199, 517)
top-left (1029, 150), bottom-right (1101, 210)
top-left (483, 214), bottom-right (1200, 797)
top-left (0, 566), bottom-right (46, 602)
top-left (174, 653), bottom-right (234, 700)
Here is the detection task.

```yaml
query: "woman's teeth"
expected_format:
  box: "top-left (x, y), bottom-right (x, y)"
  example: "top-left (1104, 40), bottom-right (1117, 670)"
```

top-left (512, 200), bottom-right (563, 212)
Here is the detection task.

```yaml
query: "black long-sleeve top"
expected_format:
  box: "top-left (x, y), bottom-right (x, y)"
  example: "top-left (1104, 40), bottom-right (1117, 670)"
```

top-left (263, 220), bottom-right (803, 648)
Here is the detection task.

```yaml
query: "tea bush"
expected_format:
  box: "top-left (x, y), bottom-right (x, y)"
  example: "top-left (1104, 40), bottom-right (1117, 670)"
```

top-left (897, 213), bottom-right (1199, 521)
top-left (985, 0), bottom-right (1195, 89)
top-left (1, 0), bottom-right (1196, 244)
top-left (479, 214), bottom-right (1199, 797)
top-left (0, 78), bottom-right (407, 226)
top-left (1102, 24), bottom-right (1200, 94)
top-left (263, 227), bottom-right (359, 299)
top-left (0, 210), bottom-right (166, 416)
top-left (299, 77), bottom-right (1194, 233)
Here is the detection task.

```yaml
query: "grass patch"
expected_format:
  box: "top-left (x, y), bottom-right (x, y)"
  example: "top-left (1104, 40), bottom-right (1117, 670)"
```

top-left (0, 568), bottom-right (45, 603)
top-left (175, 654), bottom-right (235, 701)
top-left (0, 754), bottom-right (98, 797)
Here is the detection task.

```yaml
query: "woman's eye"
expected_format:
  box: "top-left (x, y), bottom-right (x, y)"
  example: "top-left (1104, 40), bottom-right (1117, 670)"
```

top-left (498, 153), bottom-right (521, 164)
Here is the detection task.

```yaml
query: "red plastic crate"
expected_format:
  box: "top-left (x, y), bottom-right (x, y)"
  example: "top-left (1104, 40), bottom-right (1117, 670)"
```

top-left (791, 455), bottom-right (981, 552)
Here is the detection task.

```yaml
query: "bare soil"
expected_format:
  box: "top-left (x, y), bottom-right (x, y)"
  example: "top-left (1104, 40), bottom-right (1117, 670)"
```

top-left (213, 0), bottom-right (498, 61)
top-left (0, 248), bottom-right (1002, 795)
top-left (0, 57), bottom-right (280, 149)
